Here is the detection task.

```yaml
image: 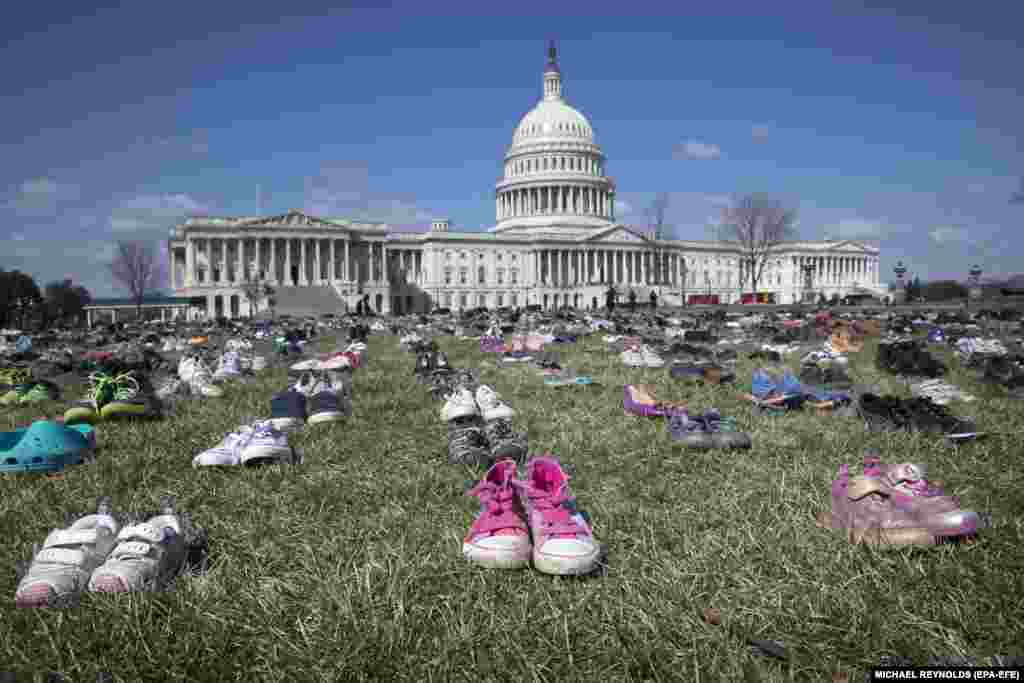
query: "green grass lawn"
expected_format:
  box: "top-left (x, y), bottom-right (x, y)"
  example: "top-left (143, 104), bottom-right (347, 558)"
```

top-left (1, 333), bottom-right (1022, 682)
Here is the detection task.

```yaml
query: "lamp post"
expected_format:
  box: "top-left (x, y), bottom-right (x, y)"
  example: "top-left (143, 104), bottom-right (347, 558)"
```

top-left (893, 261), bottom-right (907, 305)
top-left (967, 264), bottom-right (982, 312)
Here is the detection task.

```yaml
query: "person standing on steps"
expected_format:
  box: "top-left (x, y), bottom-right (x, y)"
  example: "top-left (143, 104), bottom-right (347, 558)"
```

top-left (649, 290), bottom-right (658, 309)
top-left (628, 289), bottom-right (637, 312)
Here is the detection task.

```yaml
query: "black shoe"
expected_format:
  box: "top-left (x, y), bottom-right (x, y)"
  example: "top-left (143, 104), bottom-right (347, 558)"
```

top-left (857, 393), bottom-right (901, 432)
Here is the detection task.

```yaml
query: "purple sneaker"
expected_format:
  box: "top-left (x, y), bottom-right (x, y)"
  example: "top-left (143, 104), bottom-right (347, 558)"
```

top-left (667, 412), bottom-right (713, 449)
top-left (818, 452), bottom-right (980, 546)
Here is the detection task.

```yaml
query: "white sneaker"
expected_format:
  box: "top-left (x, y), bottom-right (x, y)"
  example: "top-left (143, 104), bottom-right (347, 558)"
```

top-left (192, 425), bottom-right (253, 466)
top-left (15, 499), bottom-right (120, 607)
top-left (88, 501), bottom-right (187, 593)
top-left (620, 348), bottom-right (644, 367)
top-left (154, 376), bottom-right (190, 401)
top-left (240, 421), bottom-right (298, 465)
top-left (640, 346), bottom-right (665, 368)
top-left (475, 384), bottom-right (515, 421)
top-left (181, 357), bottom-right (224, 398)
top-left (441, 387), bottom-right (480, 422)
top-left (213, 351), bottom-right (242, 381)
top-left (294, 372), bottom-right (318, 397)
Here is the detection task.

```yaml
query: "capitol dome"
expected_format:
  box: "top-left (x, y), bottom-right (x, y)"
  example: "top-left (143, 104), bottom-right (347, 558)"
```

top-left (494, 42), bottom-right (617, 233)
top-left (512, 99), bottom-right (593, 147)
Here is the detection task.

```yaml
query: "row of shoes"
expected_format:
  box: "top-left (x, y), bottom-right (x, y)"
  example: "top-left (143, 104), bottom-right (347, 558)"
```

top-left (0, 371), bottom-right (61, 406)
top-left (877, 340), bottom-right (946, 378)
top-left (15, 497), bottom-right (192, 607)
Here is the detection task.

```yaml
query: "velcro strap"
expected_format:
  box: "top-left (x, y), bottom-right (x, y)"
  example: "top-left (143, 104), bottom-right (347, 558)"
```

top-left (118, 523), bottom-right (162, 543)
top-left (44, 528), bottom-right (98, 548)
top-left (110, 541), bottom-right (156, 559)
top-left (34, 547), bottom-right (86, 567)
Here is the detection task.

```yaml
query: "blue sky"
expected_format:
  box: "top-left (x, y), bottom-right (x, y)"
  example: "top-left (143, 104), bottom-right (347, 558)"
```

top-left (2, 1), bottom-right (1022, 297)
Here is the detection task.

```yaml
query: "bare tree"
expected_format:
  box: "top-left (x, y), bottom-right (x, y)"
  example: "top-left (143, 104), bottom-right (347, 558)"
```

top-left (719, 193), bottom-right (798, 295)
top-left (109, 240), bottom-right (161, 321)
top-left (644, 193), bottom-right (671, 289)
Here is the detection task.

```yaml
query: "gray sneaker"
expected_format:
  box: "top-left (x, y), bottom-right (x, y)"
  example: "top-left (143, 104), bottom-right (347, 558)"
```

top-left (483, 418), bottom-right (527, 463)
top-left (88, 496), bottom-right (187, 593)
top-left (447, 417), bottom-right (491, 466)
top-left (16, 497), bottom-right (119, 607)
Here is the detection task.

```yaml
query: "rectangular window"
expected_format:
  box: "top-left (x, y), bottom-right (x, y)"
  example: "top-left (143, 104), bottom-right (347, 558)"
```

top-left (510, 293), bottom-right (518, 307)
top-left (444, 269), bottom-right (452, 285)
top-left (478, 267), bottom-right (486, 284)
top-left (510, 269), bottom-right (518, 284)
top-left (444, 293), bottom-right (452, 307)
top-left (460, 269), bottom-right (467, 285)
top-left (497, 268), bottom-right (504, 284)
top-left (497, 294), bottom-right (504, 307)
top-left (460, 294), bottom-right (467, 308)
top-left (478, 294), bottom-right (486, 307)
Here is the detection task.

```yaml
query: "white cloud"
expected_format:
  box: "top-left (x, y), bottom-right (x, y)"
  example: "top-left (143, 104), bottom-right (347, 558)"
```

top-left (4, 177), bottom-right (81, 214)
top-left (108, 193), bottom-right (210, 232)
top-left (929, 226), bottom-right (969, 244)
top-left (751, 124), bottom-right (771, 142)
top-left (676, 140), bottom-right (722, 161)
top-left (614, 200), bottom-right (633, 215)
top-left (824, 218), bottom-right (886, 240)
top-left (302, 163), bottom-right (435, 225)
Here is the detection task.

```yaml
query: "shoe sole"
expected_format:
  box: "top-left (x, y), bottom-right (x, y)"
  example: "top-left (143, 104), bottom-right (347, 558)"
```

top-left (532, 547), bottom-right (601, 576)
top-left (443, 406), bottom-right (479, 421)
top-left (15, 583), bottom-right (60, 608)
top-left (269, 417), bottom-right (304, 431)
top-left (462, 543), bottom-right (532, 570)
top-left (307, 411), bottom-right (345, 424)
top-left (241, 445), bottom-right (297, 466)
top-left (89, 575), bottom-right (130, 593)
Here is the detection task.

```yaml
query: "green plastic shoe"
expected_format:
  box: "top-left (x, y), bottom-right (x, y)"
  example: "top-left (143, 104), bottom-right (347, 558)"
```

top-left (64, 371), bottom-right (117, 425)
top-left (18, 383), bottom-right (59, 405)
top-left (1, 385), bottom-right (32, 406)
top-left (98, 372), bottom-right (154, 420)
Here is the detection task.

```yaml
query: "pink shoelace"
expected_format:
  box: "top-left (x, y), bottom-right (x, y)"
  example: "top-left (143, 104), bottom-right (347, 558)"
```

top-left (466, 477), bottom-right (523, 536)
top-left (513, 479), bottom-right (583, 540)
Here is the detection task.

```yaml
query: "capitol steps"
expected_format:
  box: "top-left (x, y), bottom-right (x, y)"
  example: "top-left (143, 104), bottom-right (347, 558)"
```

top-left (270, 285), bottom-right (347, 316)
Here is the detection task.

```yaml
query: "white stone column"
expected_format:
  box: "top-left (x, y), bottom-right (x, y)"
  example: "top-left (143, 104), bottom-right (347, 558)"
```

top-left (237, 237), bottom-right (245, 283)
top-left (185, 238), bottom-right (195, 287)
top-left (254, 238), bottom-right (261, 281)
top-left (217, 238), bottom-right (226, 284)
top-left (298, 238), bottom-right (307, 285)
top-left (269, 238), bottom-right (277, 284)
top-left (344, 237), bottom-right (350, 282)
top-left (284, 239), bottom-right (293, 285)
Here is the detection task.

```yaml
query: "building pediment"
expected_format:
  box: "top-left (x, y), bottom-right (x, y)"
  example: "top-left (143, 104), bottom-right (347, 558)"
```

top-left (830, 240), bottom-right (874, 253)
top-left (586, 226), bottom-right (647, 244)
top-left (240, 209), bottom-right (343, 229)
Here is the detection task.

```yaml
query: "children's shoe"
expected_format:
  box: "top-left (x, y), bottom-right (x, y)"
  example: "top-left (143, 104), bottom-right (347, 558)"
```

top-left (667, 412), bottom-right (714, 449)
top-left (270, 389), bottom-right (307, 431)
top-left (16, 498), bottom-right (119, 607)
top-left (441, 387), bottom-right (480, 422)
top-left (240, 421), bottom-right (299, 466)
top-left (447, 417), bottom-right (490, 466)
top-left (0, 420), bottom-right (93, 473)
top-left (18, 382), bottom-right (60, 405)
top-left (515, 456), bottom-right (600, 575)
top-left (475, 385), bottom-right (514, 421)
top-left (306, 376), bottom-right (346, 424)
top-left (818, 452), bottom-right (981, 546)
top-left (483, 418), bottom-right (527, 463)
top-left (463, 460), bottom-right (532, 569)
top-left (192, 426), bottom-right (253, 467)
top-left (89, 498), bottom-right (187, 593)
top-left (703, 410), bottom-right (752, 449)
top-left (98, 372), bottom-right (155, 420)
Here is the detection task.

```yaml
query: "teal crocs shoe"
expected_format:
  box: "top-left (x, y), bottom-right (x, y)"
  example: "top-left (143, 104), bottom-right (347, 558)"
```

top-left (0, 421), bottom-right (94, 474)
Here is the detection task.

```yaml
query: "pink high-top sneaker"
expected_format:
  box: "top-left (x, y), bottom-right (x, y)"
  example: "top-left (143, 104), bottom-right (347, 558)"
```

top-left (515, 455), bottom-right (600, 575)
top-left (818, 451), bottom-right (980, 546)
top-left (463, 460), bottom-right (532, 569)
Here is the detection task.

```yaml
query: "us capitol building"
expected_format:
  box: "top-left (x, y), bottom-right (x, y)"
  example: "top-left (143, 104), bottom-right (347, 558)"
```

top-left (167, 43), bottom-right (885, 317)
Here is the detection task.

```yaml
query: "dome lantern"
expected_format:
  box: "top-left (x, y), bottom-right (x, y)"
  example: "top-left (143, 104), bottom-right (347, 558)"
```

top-left (543, 40), bottom-right (562, 101)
